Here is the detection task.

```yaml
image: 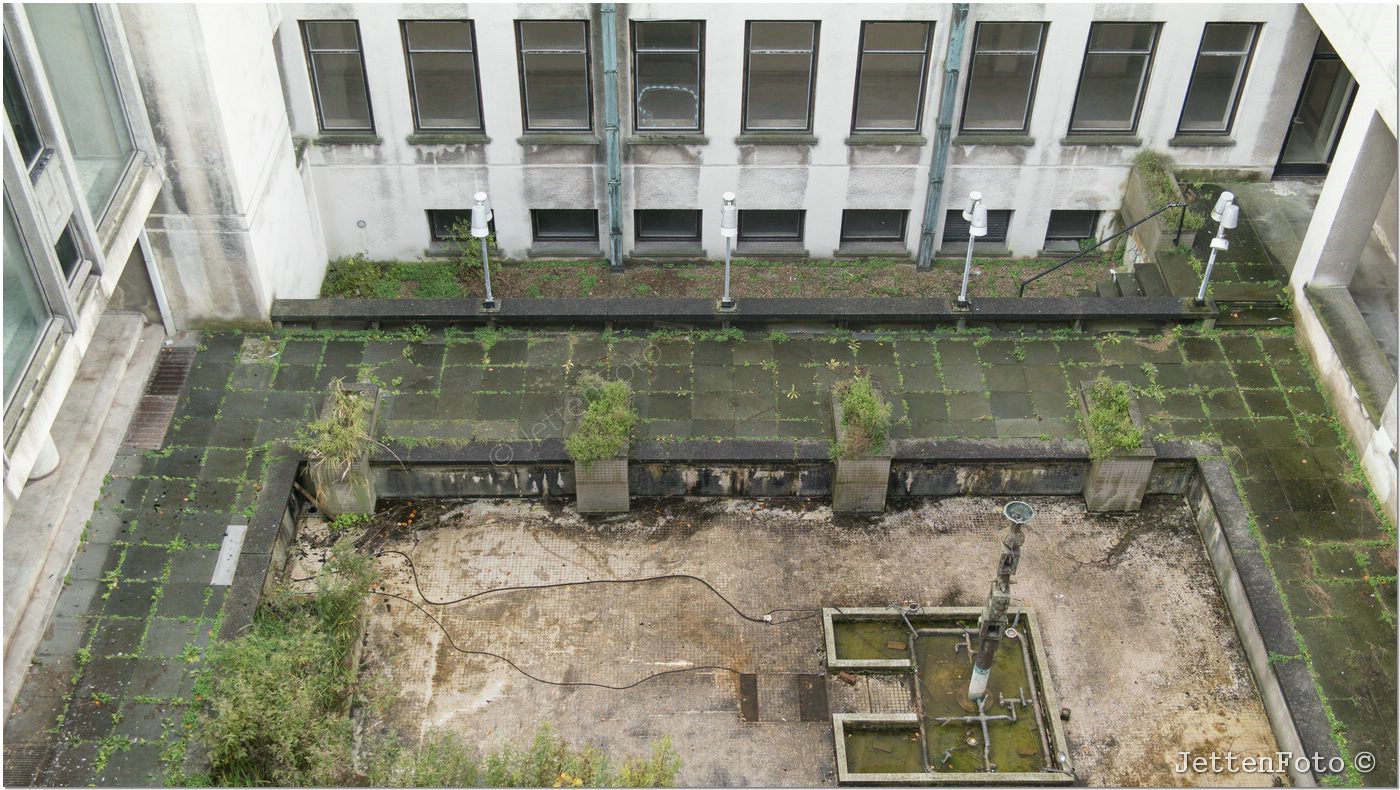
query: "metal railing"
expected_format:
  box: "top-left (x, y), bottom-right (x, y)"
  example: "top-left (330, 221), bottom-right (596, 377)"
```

top-left (1017, 202), bottom-right (1187, 297)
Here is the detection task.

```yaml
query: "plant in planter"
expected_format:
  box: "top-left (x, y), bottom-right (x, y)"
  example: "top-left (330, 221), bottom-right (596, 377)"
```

top-left (294, 379), bottom-right (380, 517)
top-left (1078, 377), bottom-right (1155, 512)
top-left (831, 373), bottom-right (894, 513)
top-left (566, 373), bottom-right (637, 513)
top-left (1131, 150), bottom-right (1207, 250)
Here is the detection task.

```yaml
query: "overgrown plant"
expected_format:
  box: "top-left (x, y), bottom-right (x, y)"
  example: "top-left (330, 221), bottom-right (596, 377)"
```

top-left (446, 217), bottom-right (497, 280)
top-left (1133, 150), bottom-right (1206, 231)
top-left (321, 252), bottom-right (383, 298)
top-left (834, 373), bottom-right (892, 459)
top-left (365, 725), bottom-right (681, 787)
top-left (565, 373), bottom-right (637, 470)
top-left (293, 378), bottom-right (374, 483)
top-left (1083, 377), bottom-right (1145, 461)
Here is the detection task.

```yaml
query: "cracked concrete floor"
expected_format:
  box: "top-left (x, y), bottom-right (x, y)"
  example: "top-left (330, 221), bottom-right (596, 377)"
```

top-left (295, 496), bottom-right (1282, 787)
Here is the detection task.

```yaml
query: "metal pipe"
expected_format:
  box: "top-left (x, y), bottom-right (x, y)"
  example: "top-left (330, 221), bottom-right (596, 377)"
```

top-left (1175, 203), bottom-right (1187, 246)
top-left (1016, 626), bottom-right (1054, 767)
top-left (1017, 201), bottom-right (1186, 297)
top-left (481, 240), bottom-right (494, 308)
top-left (957, 232), bottom-right (976, 307)
top-left (137, 229), bottom-right (175, 336)
top-left (916, 4), bottom-right (970, 270)
top-left (1195, 221), bottom-right (1227, 305)
top-left (601, 4), bottom-right (624, 271)
top-left (722, 237), bottom-right (733, 308)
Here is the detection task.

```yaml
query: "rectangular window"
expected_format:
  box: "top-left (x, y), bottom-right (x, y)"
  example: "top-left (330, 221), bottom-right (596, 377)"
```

top-left (852, 22), bottom-right (933, 132)
top-left (300, 20), bottom-right (374, 132)
top-left (517, 20), bottom-right (592, 131)
top-left (531, 209), bottom-right (599, 242)
top-left (633, 21), bottom-right (703, 131)
top-left (942, 209), bottom-right (1011, 245)
top-left (4, 199), bottom-right (52, 405)
top-left (743, 21), bottom-right (817, 132)
top-left (402, 20), bottom-right (482, 131)
top-left (1043, 210), bottom-right (1099, 251)
top-left (53, 221), bottom-right (84, 281)
top-left (960, 22), bottom-right (1046, 133)
top-left (1178, 23), bottom-right (1260, 134)
top-left (4, 41), bottom-right (45, 170)
top-left (427, 209), bottom-right (473, 241)
top-left (841, 210), bottom-right (908, 243)
top-left (1069, 23), bottom-right (1160, 133)
top-left (25, 4), bottom-right (136, 220)
top-left (635, 209), bottom-right (701, 242)
top-left (738, 210), bottom-right (804, 242)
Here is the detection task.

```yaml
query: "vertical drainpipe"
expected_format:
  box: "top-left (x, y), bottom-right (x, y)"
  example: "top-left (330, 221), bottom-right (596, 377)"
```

top-left (916, 3), bottom-right (970, 270)
top-left (602, 3), bottom-right (624, 272)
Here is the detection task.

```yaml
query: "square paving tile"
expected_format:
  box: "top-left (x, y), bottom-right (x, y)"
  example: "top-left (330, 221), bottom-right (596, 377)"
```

top-left (948, 392), bottom-right (993, 421)
top-left (989, 391), bottom-right (1034, 419)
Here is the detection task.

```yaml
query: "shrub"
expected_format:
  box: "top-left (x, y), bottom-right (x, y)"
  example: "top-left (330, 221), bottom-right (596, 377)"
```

top-left (1133, 150), bottom-right (1206, 231)
top-left (198, 540), bottom-right (376, 786)
top-left (293, 379), bottom-right (373, 483)
top-left (834, 373), bottom-right (891, 459)
top-left (1083, 377), bottom-right (1145, 461)
top-left (321, 252), bottom-right (383, 298)
top-left (564, 373), bottom-right (637, 470)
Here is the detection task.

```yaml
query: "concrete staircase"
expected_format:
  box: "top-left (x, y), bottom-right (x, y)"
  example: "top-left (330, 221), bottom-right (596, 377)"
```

top-left (2, 312), bottom-right (166, 718)
top-left (1083, 252), bottom-right (1292, 326)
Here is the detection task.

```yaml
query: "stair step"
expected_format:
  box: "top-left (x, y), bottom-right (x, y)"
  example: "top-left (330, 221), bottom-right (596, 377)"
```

top-left (1095, 281), bottom-right (1120, 299)
top-left (1135, 263), bottom-right (1171, 297)
top-left (1156, 252), bottom-right (1203, 297)
top-left (1116, 271), bottom-right (1142, 297)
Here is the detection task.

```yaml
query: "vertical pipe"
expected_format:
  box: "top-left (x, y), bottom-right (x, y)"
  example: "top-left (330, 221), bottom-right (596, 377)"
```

top-left (482, 242), bottom-right (494, 308)
top-left (722, 237), bottom-right (733, 308)
top-left (916, 4), bottom-right (970, 270)
top-left (602, 4), bottom-right (624, 272)
top-left (138, 229), bottom-right (176, 336)
top-left (957, 233), bottom-right (976, 307)
top-left (1195, 228), bottom-right (1222, 305)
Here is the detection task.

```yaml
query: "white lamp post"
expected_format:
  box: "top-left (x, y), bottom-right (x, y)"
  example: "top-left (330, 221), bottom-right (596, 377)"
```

top-left (471, 191), bottom-right (495, 310)
top-left (719, 192), bottom-right (738, 310)
top-left (956, 191), bottom-right (988, 309)
top-left (1195, 191), bottom-right (1239, 306)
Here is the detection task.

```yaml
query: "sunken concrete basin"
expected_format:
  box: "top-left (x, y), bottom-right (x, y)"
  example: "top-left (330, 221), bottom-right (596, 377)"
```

top-left (825, 607), bottom-right (1072, 785)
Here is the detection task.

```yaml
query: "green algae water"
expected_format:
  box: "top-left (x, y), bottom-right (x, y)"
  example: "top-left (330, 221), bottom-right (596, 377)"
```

top-left (915, 632), bottom-right (1048, 774)
top-left (844, 728), bottom-right (925, 774)
top-left (832, 621), bottom-right (912, 660)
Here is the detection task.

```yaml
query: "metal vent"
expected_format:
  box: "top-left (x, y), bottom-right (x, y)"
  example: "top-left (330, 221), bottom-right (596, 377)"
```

top-left (121, 346), bottom-right (196, 450)
top-left (3, 742), bottom-right (49, 786)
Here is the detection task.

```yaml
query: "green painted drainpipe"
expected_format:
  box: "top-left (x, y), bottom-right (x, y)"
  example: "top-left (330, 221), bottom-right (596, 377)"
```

top-left (916, 3), bottom-right (970, 270)
top-left (602, 3), bottom-right (624, 271)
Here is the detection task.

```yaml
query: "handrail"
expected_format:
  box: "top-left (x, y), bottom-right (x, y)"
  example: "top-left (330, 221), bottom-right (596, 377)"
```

top-left (1018, 202), bottom-right (1187, 297)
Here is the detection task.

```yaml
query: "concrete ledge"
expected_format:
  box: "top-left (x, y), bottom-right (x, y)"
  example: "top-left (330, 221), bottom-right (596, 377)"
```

top-left (219, 458), bottom-right (300, 641)
top-left (1306, 285), bottom-right (1396, 428)
top-left (273, 296), bottom-right (1218, 329)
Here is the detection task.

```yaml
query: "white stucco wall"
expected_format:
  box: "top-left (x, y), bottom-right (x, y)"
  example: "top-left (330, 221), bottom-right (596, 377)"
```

top-left (275, 3), bottom-right (1318, 263)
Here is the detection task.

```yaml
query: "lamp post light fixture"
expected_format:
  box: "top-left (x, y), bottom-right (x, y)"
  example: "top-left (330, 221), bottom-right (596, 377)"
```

top-left (471, 191), bottom-right (495, 310)
top-left (956, 191), bottom-right (988, 309)
top-left (719, 192), bottom-right (738, 310)
top-left (1195, 191), bottom-right (1239, 306)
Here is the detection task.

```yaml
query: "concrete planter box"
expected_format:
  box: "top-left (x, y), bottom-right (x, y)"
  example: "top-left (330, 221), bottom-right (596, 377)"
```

top-left (574, 458), bottom-right (629, 513)
top-left (1123, 164), bottom-right (1200, 255)
top-left (831, 389), bottom-right (892, 513)
top-left (1077, 381), bottom-right (1156, 512)
top-left (308, 383), bottom-right (379, 518)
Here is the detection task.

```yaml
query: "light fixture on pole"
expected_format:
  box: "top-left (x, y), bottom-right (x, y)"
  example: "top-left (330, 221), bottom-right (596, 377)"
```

top-left (956, 191), bottom-right (988, 309)
top-left (967, 500), bottom-right (1034, 702)
top-left (471, 191), bottom-right (495, 310)
top-left (719, 192), bottom-right (738, 310)
top-left (1195, 191), bottom-right (1238, 306)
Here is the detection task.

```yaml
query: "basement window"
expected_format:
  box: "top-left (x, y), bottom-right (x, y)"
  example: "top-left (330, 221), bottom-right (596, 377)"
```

top-left (1043, 210), bottom-right (1099, 252)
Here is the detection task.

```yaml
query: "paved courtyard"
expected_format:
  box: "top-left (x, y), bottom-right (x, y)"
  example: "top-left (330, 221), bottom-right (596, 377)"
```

top-left (4, 325), bottom-right (1395, 786)
top-left (343, 496), bottom-right (1278, 787)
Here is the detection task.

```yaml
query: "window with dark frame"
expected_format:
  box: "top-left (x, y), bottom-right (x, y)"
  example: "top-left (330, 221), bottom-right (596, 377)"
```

top-left (635, 209), bottom-right (701, 242)
top-left (633, 21), bottom-right (704, 131)
top-left (427, 209), bottom-right (473, 242)
top-left (1177, 23), bottom-right (1260, 134)
top-left (517, 20), bottom-right (592, 131)
top-left (3, 41), bottom-right (45, 170)
top-left (841, 210), bottom-right (908, 243)
top-left (743, 21), bottom-right (818, 132)
top-left (942, 208), bottom-right (1011, 245)
top-left (737, 210), bottom-right (804, 242)
top-left (1068, 22), bottom-right (1160, 134)
top-left (852, 22), bottom-right (933, 133)
top-left (1043, 210), bottom-right (1099, 252)
top-left (402, 20), bottom-right (483, 132)
top-left (301, 20), bottom-right (374, 132)
top-left (531, 209), bottom-right (599, 242)
top-left (960, 22), bottom-right (1046, 134)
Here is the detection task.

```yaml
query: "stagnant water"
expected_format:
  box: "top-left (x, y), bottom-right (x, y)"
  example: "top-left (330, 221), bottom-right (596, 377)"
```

top-left (833, 621), bottom-right (1051, 775)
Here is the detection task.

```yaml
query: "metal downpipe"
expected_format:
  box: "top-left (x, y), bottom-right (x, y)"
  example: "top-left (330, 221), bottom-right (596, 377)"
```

top-left (916, 3), bottom-right (970, 270)
top-left (602, 3), bottom-right (624, 271)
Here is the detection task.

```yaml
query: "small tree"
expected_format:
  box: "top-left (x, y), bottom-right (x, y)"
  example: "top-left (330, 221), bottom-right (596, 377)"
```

top-left (1082, 376), bottom-right (1145, 461)
top-left (565, 373), bottom-right (637, 470)
top-left (834, 373), bottom-right (892, 459)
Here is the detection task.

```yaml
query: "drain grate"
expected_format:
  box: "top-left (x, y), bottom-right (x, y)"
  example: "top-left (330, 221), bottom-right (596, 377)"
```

top-left (121, 346), bottom-right (195, 451)
top-left (737, 673), bottom-right (759, 722)
top-left (3, 742), bottom-right (49, 786)
top-left (797, 674), bottom-right (829, 721)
